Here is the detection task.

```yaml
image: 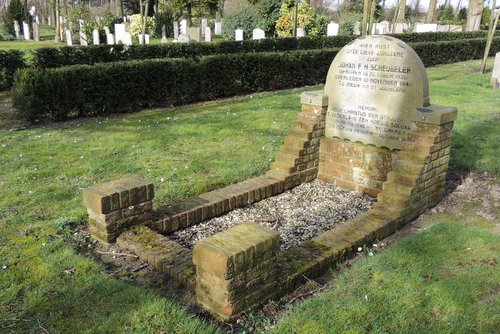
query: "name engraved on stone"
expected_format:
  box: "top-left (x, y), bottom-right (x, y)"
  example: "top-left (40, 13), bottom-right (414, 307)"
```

top-left (325, 36), bottom-right (430, 150)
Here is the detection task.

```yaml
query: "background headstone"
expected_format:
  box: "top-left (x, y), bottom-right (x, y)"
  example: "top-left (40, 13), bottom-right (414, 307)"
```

top-left (235, 28), bottom-right (243, 41)
top-left (93, 29), bottom-right (100, 45)
top-left (187, 27), bottom-right (201, 42)
top-left (252, 28), bottom-right (265, 40)
top-left (204, 27), bottom-right (212, 42)
top-left (414, 23), bottom-right (437, 33)
top-left (104, 26), bottom-right (110, 36)
top-left (65, 29), bottom-right (73, 46)
top-left (144, 34), bottom-right (150, 44)
top-left (296, 27), bottom-right (306, 37)
top-left (32, 22), bottom-right (40, 41)
top-left (215, 22), bottom-right (222, 35)
top-left (161, 25), bottom-right (168, 44)
top-left (327, 22), bottom-right (339, 36)
top-left (180, 19), bottom-right (187, 34)
top-left (123, 32), bottom-right (133, 45)
top-left (13, 20), bottom-right (20, 39)
top-left (491, 52), bottom-right (500, 89)
top-left (173, 21), bottom-right (179, 39)
top-left (324, 36), bottom-right (430, 150)
top-left (106, 33), bottom-right (114, 45)
top-left (114, 23), bottom-right (127, 44)
top-left (22, 21), bottom-right (30, 40)
top-left (353, 22), bottom-right (361, 35)
top-left (177, 33), bottom-right (190, 43)
top-left (201, 19), bottom-right (208, 37)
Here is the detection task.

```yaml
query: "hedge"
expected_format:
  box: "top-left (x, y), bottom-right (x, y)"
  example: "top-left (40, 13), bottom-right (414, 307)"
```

top-left (0, 50), bottom-right (26, 90)
top-left (12, 37), bottom-right (500, 123)
top-left (30, 31), bottom-right (494, 69)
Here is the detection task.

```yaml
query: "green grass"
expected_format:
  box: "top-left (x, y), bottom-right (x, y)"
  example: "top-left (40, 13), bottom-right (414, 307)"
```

top-left (0, 59), bottom-right (499, 333)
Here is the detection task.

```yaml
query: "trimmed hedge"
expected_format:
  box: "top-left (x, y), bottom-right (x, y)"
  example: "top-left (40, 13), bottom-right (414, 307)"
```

top-left (30, 31), bottom-right (494, 69)
top-left (12, 37), bottom-right (500, 123)
top-left (0, 50), bottom-right (26, 90)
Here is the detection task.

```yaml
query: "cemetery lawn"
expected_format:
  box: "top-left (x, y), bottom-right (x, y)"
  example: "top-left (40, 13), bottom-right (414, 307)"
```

top-left (0, 59), bottom-right (499, 333)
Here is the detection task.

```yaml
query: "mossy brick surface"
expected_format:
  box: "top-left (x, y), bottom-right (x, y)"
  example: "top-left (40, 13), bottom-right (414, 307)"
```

top-left (193, 222), bottom-right (279, 279)
top-left (83, 176), bottom-right (153, 214)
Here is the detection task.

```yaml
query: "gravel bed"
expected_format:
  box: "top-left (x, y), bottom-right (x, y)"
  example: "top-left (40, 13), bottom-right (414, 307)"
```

top-left (169, 180), bottom-right (376, 251)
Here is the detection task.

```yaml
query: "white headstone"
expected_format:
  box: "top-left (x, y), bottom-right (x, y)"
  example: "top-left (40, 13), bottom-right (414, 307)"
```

top-left (201, 19), bottom-right (208, 37)
top-left (32, 22), bottom-right (40, 41)
top-left (252, 28), bottom-right (265, 40)
top-left (235, 28), bottom-right (244, 41)
top-left (22, 21), bottom-right (30, 40)
top-left (65, 29), bottom-right (73, 46)
top-left (327, 22), bottom-right (339, 36)
top-left (161, 25), bottom-right (168, 44)
top-left (325, 36), bottom-right (430, 150)
top-left (177, 33), bottom-right (190, 43)
top-left (173, 21), bottom-right (179, 39)
top-left (14, 20), bottom-right (21, 39)
top-left (414, 23), bottom-right (437, 33)
top-left (104, 26), bottom-right (110, 36)
top-left (205, 27), bottom-right (212, 42)
top-left (48, 16), bottom-right (51, 26)
top-left (180, 19), bottom-right (187, 34)
top-left (93, 29), bottom-right (100, 45)
top-left (123, 32), bottom-right (133, 45)
top-left (187, 27), bottom-right (201, 42)
top-left (353, 22), bottom-right (361, 35)
top-left (106, 33), bottom-right (114, 45)
top-left (138, 34), bottom-right (144, 44)
top-left (296, 27), bottom-right (306, 37)
top-left (145, 34), bottom-right (150, 44)
top-left (114, 23), bottom-right (127, 44)
top-left (80, 31), bottom-right (88, 46)
top-left (492, 52), bottom-right (500, 89)
top-left (449, 25), bottom-right (462, 32)
top-left (215, 22), bottom-right (222, 35)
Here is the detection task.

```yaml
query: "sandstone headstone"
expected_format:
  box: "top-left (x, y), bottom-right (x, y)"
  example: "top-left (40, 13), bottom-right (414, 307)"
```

top-left (204, 27), bottom-right (212, 42)
top-left (106, 33), bottom-right (114, 45)
top-left (296, 27), bottom-right (306, 37)
top-left (177, 33), bottom-right (190, 43)
top-left (353, 22), bottom-right (361, 35)
top-left (93, 29), bottom-right (100, 45)
top-left (13, 20), bottom-right (20, 39)
top-left (187, 27), bottom-right (201, 42)
top-left (324, 36), bottom-right (430, 150)
top-left (449, 25), bottom-right (462, 32)
top-left (215, 21), bottom-right (222, 35)
top-left (161, 25), bottom-right (168, 44)
top-left (201, 19), bottom-right (208, 37)
top-left (66, 29), bottom-right (73, 46)
top-left (235, 28), bottom-right (243, 41)
top-left (492, 52), bottom-right (500, 89)
top-left (173, 21), bottom-right (179, 39)
top-left (22, 21), bottom-right (30, 40)
top-left (32, 22), bottom-right (40, 41)
top-left (252, 28), bottom-right (265, 40)
top-left (414, 23), bottom-right (437, 33)
top-left (180, 19), bottom-right (187, 34)
top-left (327, 22), bottom-right (339, 36)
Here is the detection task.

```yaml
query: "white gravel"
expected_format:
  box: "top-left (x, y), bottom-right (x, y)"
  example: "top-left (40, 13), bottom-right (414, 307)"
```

top-left (169, 179), bottom-right (375, 250)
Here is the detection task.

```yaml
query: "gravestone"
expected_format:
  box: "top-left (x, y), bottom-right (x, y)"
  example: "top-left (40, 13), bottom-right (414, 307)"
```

top-left (177, 33), bottom-right (190, 43)
top-left (296, 27), bottom-right (306, 37)
top-left (144, 34), bottom-right (150, 44)
top-left (13, 20), bottom-right (20, 39)
top-left (106, 33), bottom-right (114, 45)
top-left (66, 29), bottom-right (73, 46)
top-left (104, 26), bottom-right (110, 36)
top-left (252, 28), bottom-right (265, 40)
top-left (173, 21), bottom-right (179, 39)
top-left (394, 23), bottom-right (408, 33)
top-left (324, 35), bottom-right (430, 150)
top-left (414, 23), bottom-right (437, 33)
top-left (215, 21), bottom-right (222, 35)
top-left (201, 19), bottom-right (208, 37)
top-left (235, 28), bottom-right (243, 41)
top-left (48, 16), bottom-right (51, 26)
top-left (123, 32), bottom-right (133, 45)
top-left (327, 22), bottom-right (339, 36)
top-left (353, 22), bottom-right (361, 35)
top-left (115, 23), bottom-right (127, 44)
top-left (93, 29), bottom-right (100, 45)
top-left (492, 52), bottom-right (500, 89)
top-left (22, 21), bottom-right (30, 40)
top-left (204, 27), bottom-right (212, 42)
top-left (187, 27), bottom-right (201, 42)
top-left (32, 22), bottom-right (40, 41)
top-left (161, 25), bottom-right (168, 44)
top-left (180, 19), bottom-right (187, 34)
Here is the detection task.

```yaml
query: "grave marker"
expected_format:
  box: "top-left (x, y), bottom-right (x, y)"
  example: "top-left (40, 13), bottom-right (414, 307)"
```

top-left (180, 19), bottom-right (187, 34)
top-left (492, 52), bottom-right (500, 88)
top-left (296, 27), bottom-right (306, 37)
top-left (22, 21), bottom-right (30, 40)
top-left (106, 33), bottom-right (114, 45)
top-left (187, 27), bottom-right (201, 42)
top-left (115, 23), bottom-right (127, 44)
top-left (327, 22), bottom-right (339, 36)
top-left (93, 29), bottom-right (100, 45)
top-left (32, 22), bottom-right (40, 41)
top-left (161, 25), bottom-right (168, 44)
top-left (65, 29), bottom-right (73, 46)
top-left (201, 19), bottom-right (208, 37)
top-left (414, 23), bottom-right (437, 33)
top-left (204, 27), bottom-right (212, 42)
top-left (235, 28), bottom-right (243, 41)
top-left (177, 33), bottom-right (190, 43)
top-left (173, 21), bottom-right (179, 39)
top-left (215, 21), bottom-right (222, 35)
top-left (324, 35), bottom-right (430, 150)
top-left (13, 20), bottom-right (20, 39)
top-left (252, 28), bottom-right (265, 40)
top-left (123, 32), bottom-right (133, 45)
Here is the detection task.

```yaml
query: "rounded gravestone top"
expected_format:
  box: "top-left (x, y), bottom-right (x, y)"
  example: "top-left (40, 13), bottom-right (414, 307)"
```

top-left (324, 35), bottom-right (429, 150)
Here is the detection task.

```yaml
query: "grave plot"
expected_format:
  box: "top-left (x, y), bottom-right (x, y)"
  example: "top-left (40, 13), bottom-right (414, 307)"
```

top-left (83, 35), bottom-right (458, 321)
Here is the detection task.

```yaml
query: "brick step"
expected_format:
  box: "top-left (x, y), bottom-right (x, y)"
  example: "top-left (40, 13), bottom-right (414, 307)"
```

top-left (274, 151), bottom-right (301, 166)
top-left (283, 136), bottom-right (309, 150)
top-left (392, 160), bottom-right (424, 176)
top-left (396, 150), bottom-right (430, 164)
top-left (271, 161), bottom-right (297, 174)
top-left (386, 171), bottom-right (420, 186)
top-left (116, 226), bottom-right (196, 291)
top-left (294, 119), bottom-right (319, 132)
top-left (381, 182), bottom-right (415, 197)
top-left (288, 127), bottom-right (313, 140)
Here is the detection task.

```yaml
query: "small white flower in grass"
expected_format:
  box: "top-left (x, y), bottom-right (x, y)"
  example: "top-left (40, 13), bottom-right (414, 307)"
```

top-left (2, 265), bottom-right (6, 269)
top-left (373, 243), bottom-right (378, 248)
top-left (74, 232), bottom-right (78, 236)
top-left (160, 178), bottom-right (164, 182)
top-left (29, 191), bottom-right (33, 194)
top-left (80, 156), bottom-right (84, 159)
top-left (19, 154), bottom-right (23, 157)
top-left (262, 146), bottom-right (265, 150)
top-left (129, 206), bottom-right (134, 210)
top-left (364, 294), bottom-right (368, 301)
top-left (1, 144), bottom-right (6, 147)
top-left (368, 252), bottom-right (374, 256)
top-left (357, 247), bottom-right (363, 252)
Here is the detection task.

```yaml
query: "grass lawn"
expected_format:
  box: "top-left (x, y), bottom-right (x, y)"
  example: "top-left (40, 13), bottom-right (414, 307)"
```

top-left (0, 59), bottom-right (499, 333)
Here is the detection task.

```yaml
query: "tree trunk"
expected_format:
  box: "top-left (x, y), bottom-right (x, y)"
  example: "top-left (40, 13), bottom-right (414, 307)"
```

top-left (117, 0), bottom-right (123, 17)
top-left (426, 0), bottom-right (437, 22)
top-left (362, 0), bottom-right (371, 35)
top-left (480, 6), bottom-right (500, 73)
top-left (54, 0), bottom-right (60, 42)
top-left (466, 0), bottom-right (483, 31)
top-left (369, 0), bottom-right (377, 34)
top-left (187, 3), bottom-right (193, 27)
top-left (398, 0), bottom-right (407, 22)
